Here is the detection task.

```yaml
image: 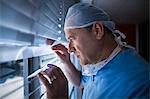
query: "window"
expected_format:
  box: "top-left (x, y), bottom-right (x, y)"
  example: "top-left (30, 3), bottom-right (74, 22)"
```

top-left (0, 60), bottom-right (24, 99)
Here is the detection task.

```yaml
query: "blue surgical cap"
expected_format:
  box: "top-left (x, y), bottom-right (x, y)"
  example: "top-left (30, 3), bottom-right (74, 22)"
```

top-left (64, 3), bottom-right (115, 31)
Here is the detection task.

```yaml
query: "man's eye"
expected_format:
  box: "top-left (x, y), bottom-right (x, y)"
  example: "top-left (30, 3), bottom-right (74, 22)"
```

top-left (69, 39), bottom-right (73, 42)
top-left (68, 36), bottom-right (76, 42)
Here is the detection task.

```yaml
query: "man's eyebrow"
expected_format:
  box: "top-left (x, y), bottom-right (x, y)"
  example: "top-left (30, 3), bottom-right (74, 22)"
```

top-left (66, 32), bottom-right (77, 40)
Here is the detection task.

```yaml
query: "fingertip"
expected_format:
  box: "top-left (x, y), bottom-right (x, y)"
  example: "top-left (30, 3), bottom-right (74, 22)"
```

top-left (51, 45), bottom-right (56, 50)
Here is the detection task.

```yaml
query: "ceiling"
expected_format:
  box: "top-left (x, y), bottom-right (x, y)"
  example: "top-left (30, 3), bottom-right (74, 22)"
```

top-left (81, 0), bottom-right (149, 24)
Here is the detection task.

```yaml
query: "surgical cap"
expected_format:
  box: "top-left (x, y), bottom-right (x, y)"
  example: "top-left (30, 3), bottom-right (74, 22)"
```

top-left (64, 3), bottom-right (115, 31)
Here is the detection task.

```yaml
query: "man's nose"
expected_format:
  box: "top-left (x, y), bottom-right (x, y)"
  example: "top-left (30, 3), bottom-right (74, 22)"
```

top-left (68, 42), bottom-right (75, 53)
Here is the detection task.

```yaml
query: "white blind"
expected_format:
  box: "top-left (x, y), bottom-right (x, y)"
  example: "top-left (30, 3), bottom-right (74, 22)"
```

top-left (0, 0), bottom-right (76, 46)
top-left (0, 0), bottom-right (76, 62)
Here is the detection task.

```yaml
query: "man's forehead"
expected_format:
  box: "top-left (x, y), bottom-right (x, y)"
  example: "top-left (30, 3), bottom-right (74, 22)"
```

top-left (65, 28), bottom-right (77, 35)
top-left (64, 28), bottom-right (79, 40)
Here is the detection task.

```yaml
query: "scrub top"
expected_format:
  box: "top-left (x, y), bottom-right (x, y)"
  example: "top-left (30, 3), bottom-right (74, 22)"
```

top-left (81, 48), bottom-right (149, 99)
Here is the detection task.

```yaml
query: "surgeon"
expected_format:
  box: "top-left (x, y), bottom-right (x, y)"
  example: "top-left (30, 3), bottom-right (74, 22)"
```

top-left (38, 3), bottom-right (150, 99)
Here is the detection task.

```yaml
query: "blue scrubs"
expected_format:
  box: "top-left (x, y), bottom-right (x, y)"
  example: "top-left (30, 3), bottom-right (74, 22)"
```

top-left (81, 48), bottom-right (149, 99)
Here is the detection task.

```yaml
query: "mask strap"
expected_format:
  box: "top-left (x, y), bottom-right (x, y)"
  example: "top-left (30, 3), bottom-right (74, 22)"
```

top-left (112, 30), bottom-right (135, 49)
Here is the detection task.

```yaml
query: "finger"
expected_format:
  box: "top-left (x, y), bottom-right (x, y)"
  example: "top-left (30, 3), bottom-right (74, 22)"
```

top-left (55, 51), bottom-right (66, 60)
top-left (52, 44), bottom-right (68, 53)
top-left (41, 69), bottom-right (52, 78)
top-left (41, 71), bottom-right (56, 85)
top-left (44, 68), bottom-right (54, 81)
top-left (52, 44), bottom-right (66, 50)
top-left (44, 65), bottom-right (57, 83)
top-left (44, 65), bottom-right (62, 81)
top-left (38, 73), bottom-right (52, 88)
top-left (52, 66), bottom-right (67, 81)
top-left (45, 64), bottom-right (67, 83)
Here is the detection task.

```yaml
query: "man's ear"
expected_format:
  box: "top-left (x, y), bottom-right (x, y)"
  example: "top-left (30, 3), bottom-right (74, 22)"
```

top-left (92, 21), bottom-right (104, 40)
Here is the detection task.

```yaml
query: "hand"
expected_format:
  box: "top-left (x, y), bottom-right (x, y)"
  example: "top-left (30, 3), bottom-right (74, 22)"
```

top-left (38, 64), bottom-right (68, 99)
top-left (52, 44), bottom-right (71, 65)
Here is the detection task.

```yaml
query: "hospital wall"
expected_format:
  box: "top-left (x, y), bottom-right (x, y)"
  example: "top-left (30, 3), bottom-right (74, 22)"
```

top-left (116, 22), bottom-right (149, 62)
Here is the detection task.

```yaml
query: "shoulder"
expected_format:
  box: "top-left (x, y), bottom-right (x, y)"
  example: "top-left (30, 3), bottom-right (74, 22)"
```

top-left (113, 48), bottom-right (148, 66)
top-left (96, 48), bottom-right (149, 80)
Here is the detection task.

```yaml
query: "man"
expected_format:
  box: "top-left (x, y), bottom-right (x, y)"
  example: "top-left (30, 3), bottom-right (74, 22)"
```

top-left (38, 3), bottom-right (149, 99)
